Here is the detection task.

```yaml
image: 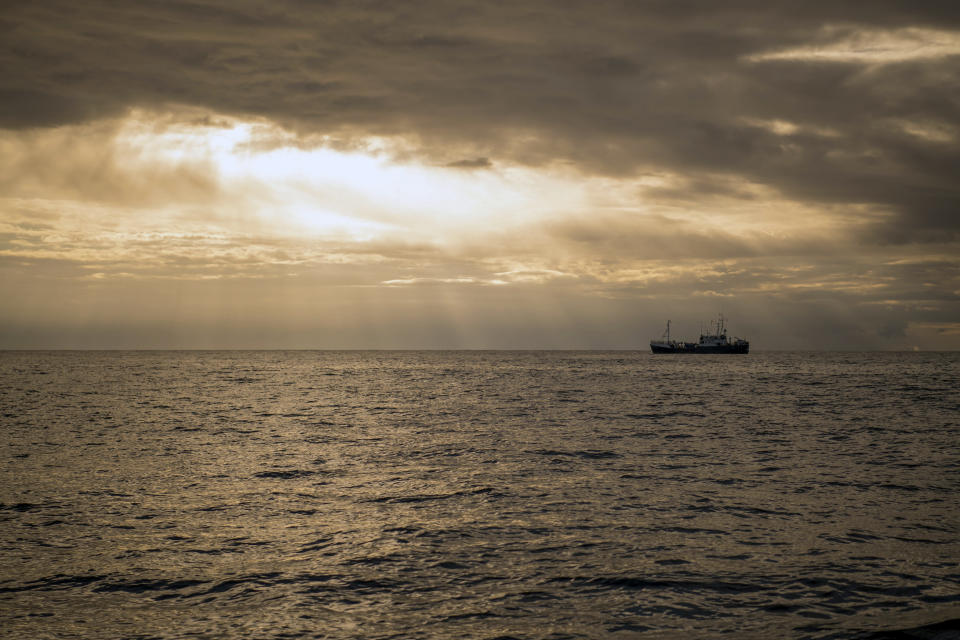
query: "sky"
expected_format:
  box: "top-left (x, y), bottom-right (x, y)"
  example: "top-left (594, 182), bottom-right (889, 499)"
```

top-left (1, 1), bottom-right (959, 349)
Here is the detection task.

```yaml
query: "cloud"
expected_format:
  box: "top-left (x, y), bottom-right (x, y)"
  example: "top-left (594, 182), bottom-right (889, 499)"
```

top-left (444, 157), bottom-right (492, 169)
top-left (1, 1), bottom-right (959, 348)
top-left (747, 26), bottom-right (960, 64)
top-left (0, 115), bottom-right (222, 207)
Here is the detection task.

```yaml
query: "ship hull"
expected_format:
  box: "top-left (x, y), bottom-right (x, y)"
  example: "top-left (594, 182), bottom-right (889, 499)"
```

top-left (650, 343), bottom-right (748, 354)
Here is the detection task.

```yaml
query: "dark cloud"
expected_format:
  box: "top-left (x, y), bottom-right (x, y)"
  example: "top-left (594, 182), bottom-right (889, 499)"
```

top-left (3, 4), bottom-right (957, 192)
top-left (444, 157), bottom-right (492, 169)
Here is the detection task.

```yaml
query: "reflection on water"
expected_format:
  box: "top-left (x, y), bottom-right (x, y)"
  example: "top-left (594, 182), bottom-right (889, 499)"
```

top-left (1, 351), bottom-right (958, 638)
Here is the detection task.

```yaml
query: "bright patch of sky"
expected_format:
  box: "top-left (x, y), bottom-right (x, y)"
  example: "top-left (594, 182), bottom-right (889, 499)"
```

top-left (748, 27), bottom-right (960, 64)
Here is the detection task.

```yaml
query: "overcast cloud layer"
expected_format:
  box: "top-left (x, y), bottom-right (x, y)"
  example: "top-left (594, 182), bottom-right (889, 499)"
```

top-left (1, 0), bottom-right (959, 348)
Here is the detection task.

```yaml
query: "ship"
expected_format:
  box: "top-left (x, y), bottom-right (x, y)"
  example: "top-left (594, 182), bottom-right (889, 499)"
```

top-left (650, 315), bottom-right (749, 354)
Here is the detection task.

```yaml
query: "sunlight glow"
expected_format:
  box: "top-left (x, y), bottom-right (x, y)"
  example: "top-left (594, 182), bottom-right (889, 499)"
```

top-left (111, 110), bottom-right (592, 243)
top-left (0, 108), bottom-right (911, 300)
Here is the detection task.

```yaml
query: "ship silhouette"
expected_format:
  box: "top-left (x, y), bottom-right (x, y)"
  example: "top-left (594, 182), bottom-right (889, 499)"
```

top-left (650, 314), bottom-right (749, 354)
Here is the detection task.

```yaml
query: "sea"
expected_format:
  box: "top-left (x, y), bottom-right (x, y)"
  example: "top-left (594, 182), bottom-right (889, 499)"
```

top-left (1, 350), bottom-right (958, 640)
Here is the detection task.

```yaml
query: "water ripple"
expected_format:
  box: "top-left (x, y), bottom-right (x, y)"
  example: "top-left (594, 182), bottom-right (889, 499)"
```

top-left (1, 350), bottom-right (958, 639)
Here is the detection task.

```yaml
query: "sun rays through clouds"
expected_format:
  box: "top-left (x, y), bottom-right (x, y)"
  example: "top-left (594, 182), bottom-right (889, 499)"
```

top-left (2, 1), bottom-right (959, 348)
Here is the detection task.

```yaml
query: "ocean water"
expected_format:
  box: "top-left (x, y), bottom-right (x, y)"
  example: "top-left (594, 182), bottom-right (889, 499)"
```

top-left (1, 350), bottom-right (958, 639)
